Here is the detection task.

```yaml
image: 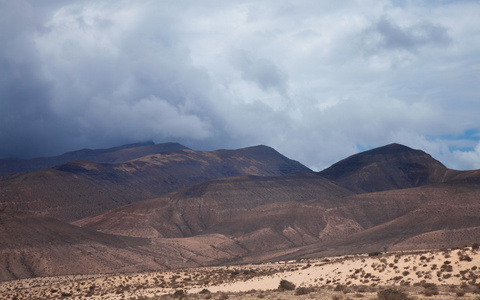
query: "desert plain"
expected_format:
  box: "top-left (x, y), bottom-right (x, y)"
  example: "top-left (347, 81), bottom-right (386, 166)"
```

top-left (2, 245), bottom-right (480, 299)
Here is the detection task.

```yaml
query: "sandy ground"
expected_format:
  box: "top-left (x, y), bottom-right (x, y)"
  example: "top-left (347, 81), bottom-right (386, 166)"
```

top-left (2, 246), bottom-right (480, 299)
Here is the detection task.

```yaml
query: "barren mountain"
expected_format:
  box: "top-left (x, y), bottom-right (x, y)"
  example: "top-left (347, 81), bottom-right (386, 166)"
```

top-left (0, 141), bottom-right (189, 175)
top-left (318, 143), bottom-right (457, 192)
top-left (2, 142), bottom-right (480, 282)
top-left (246, 179), bottom-right (480, 263)
top-left (75, 144), bottom-right (480, 266)
top-left (0, 210), bottom-right (251, 281)
top-left (74, 173), bottom-right (352, 238)
top-left (0, 210), bottom-right (148, 280)
top-left (0, 145), bottom-right (312, 221)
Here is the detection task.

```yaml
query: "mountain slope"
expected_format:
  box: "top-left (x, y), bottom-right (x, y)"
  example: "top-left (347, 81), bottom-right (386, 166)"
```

top-left (4, 172), bottom-right (480, 281)
top-left (76, 150), bottom-right (480, 265)
top-left (242, 179), bottom-right (480, 263)
top-left (0, 210), bottom-right (248, 281)
top-left (74, 173), bottom-right (352, 238)
top-left (318, 143), bottom-right (455, 192)
top-left (0, 210), bottom-right (145, 280)
top-left (0, 145), bottom-right (313, 221)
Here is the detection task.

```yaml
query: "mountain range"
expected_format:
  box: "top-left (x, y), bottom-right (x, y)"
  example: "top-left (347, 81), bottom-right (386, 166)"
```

top-left (1, 142), bottom-right (479, 281)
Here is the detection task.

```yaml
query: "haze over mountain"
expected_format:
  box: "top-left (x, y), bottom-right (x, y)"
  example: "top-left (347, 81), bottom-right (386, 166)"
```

top-left (1, 142), bottom-right (480, 281)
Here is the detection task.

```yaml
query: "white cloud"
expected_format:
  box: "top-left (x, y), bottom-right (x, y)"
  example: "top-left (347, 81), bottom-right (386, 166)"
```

top-left (453, 143), bottom-right (480, 170)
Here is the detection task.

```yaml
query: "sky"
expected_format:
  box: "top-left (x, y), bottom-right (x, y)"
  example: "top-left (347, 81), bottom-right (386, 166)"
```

top-left (1, 0), bottom-right (480, 171)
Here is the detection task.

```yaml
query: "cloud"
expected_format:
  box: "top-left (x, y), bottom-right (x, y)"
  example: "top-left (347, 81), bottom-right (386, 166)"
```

top-left (89, 95), bottom-right (212, 141)
top-left (230, 50), bottom-right (288, 95)
top-left (361, 17), bottom-right (451, 53)
top-left (453, 143), bottom-right (480, 170)
top-left (1, 0), bottom-right (480, 171)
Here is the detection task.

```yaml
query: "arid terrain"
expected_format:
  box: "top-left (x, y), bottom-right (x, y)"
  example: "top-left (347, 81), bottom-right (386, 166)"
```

top-left (1, 142), bottom-right (480, 299)
top-left (2, 245), bottom-right (480, 299)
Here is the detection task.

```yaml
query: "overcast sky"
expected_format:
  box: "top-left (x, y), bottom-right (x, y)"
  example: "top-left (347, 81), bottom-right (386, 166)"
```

top-left (1, 0), bottom-right (480, 171)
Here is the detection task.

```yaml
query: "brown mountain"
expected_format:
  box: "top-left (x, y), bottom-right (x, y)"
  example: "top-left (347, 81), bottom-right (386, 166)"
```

top-left (74, 144), bottom-right (480, 264)
top-left (254, 178), bottom-right (480, 263)
top-left (2, 142), bottom-right (480, 281)
top-left (4, 168), bottom-right (480, 281)
top-left (0, 145), bottom-right (312, 221)
top-left (318, 143), bottom-right (456, 192)
top-left (0, 210), bottom-right (249, 281)
top-left (0, 141), bottom-right (189, 175)
top-left (73, 173), bottom-right (353, 238)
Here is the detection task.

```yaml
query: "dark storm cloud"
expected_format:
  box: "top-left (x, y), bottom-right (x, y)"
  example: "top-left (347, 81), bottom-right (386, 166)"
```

top-left (0, 0), bottom-right (70, 157)
top-left (0, 1), bottom-right (217, 157)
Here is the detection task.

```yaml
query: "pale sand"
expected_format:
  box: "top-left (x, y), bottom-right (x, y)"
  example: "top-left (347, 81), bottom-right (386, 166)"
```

top-left (1, 246), bottom-right (480, 299)
top-left (190, 247), bottom-right (480, 294)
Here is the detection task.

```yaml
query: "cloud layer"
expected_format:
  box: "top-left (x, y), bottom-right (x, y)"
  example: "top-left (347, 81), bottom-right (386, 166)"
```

top-left (1, 0), bottom-right (480, 170)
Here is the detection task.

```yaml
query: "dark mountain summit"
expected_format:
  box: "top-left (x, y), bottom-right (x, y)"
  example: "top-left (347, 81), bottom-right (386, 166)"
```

top-left (318, 143), bottom-right (454, 192)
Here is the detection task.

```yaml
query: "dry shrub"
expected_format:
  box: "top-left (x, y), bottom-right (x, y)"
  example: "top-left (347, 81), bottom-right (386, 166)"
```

top-left (173, 290), bottom-right (186, 299)
top-left (278, 279), bottom-right (296, 291)
top-left (422, 283), bottom-right (439, 297)
top-left (295, 286), bottom-right (315, 295)
top-left (217, 292), bottom-right (229, 300)
top-left (377, 288), bottom-right (410, 300)
top-left (354, 292), bottom-right (365, 298)
top-left (334, 284), bottom-right (347, 291)
top-left (354, 285), bottom-right (369, 293)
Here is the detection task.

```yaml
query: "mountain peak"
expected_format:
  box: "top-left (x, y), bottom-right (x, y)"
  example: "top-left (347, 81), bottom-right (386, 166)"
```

top-left (376, 142), bottom-right (412, 150)
top-left (318, 143), bottom-right (448, 192)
